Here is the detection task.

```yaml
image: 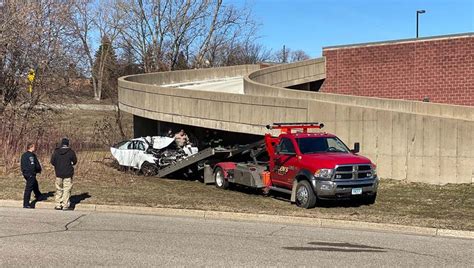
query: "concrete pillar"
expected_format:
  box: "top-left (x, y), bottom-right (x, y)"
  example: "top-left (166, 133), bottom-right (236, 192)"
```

top-left (133, 115), bottom-right (158, 138)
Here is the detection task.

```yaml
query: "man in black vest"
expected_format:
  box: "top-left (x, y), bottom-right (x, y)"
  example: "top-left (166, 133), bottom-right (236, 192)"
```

top-left (20, 143), bottom-right (43, 208)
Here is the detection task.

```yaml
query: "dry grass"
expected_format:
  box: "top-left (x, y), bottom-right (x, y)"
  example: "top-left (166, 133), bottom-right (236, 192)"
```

top-left (0, 150), bottom-right (472, 231)
top-left (0, 108), bottom-right (133, 174)
top-left (44, 84), bottom-right (115, 105)
top-left (1, 109), bottom-right (472, 231)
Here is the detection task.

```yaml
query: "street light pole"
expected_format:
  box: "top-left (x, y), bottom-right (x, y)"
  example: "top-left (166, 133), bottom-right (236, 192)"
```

top-left (416, 10), bottom-right (426, 38)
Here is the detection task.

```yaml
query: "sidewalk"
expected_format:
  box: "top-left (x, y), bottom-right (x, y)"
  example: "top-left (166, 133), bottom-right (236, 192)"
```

top-left (1, 199), bottom-right (472, 240)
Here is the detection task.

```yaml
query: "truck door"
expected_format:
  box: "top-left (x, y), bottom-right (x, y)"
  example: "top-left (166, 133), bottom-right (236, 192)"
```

top-left (271, 138), bottom-right (298, 188)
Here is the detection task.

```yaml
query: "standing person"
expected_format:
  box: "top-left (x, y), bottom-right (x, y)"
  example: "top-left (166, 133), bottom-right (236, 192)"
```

top-left (50, 138), bottom-right (77, 210)
top-left (20, 143), bottom-right (43, 209)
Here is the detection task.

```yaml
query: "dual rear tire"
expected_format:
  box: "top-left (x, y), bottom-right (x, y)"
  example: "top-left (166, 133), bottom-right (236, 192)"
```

top-left (214, 167), bottom-right (229, 189)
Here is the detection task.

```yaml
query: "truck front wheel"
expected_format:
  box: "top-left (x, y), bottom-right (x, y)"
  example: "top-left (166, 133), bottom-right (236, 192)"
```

top-left (214, 167), bottom-right (229, 189)
top-left (364, 193), bottom-right (377, 205)
top-left (295, 180), bottom-right (317, 209)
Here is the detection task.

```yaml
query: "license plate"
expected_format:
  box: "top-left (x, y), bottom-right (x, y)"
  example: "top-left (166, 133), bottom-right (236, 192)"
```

top-left (351, 188), bottom-right (362, 195)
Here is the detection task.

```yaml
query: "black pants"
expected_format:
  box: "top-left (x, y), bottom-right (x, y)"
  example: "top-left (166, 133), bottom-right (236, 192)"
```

top-left (23, 175), bottom-right (41, 207)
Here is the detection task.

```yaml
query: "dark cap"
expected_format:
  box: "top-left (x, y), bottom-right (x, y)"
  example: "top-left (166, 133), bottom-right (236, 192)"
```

top-left (61, 138), bottom-right (70, 146)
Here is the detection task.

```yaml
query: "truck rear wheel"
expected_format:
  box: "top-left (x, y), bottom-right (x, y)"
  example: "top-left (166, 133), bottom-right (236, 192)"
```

top-left (214, 167), bottom-right (229, 189)
top-left (141, 162), bottom-right (157, 176)
top-left (295, 180), bottom-right (317, 209)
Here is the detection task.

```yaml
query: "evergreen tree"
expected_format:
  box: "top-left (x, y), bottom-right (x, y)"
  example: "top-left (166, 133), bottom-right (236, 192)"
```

top-left (174, 51), bottom-right (188, 70)
top-left (118, 42), bottom-right (143, 76)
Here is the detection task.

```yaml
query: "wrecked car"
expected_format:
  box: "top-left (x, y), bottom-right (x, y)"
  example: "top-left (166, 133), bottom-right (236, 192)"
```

top-left (110, 136), bottom-right (198, 176)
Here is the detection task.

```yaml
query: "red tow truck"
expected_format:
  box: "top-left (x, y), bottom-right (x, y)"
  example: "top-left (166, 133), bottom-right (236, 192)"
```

top-left (208, 123), bottom-right (379, 208)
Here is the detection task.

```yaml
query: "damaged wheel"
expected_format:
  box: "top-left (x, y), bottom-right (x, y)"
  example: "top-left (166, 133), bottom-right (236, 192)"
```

top-left (141, 162), bottom-right (157, 176)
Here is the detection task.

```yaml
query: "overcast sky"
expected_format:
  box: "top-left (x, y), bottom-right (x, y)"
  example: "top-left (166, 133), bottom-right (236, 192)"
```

top-left (229, 0), bottom-right (474, 57)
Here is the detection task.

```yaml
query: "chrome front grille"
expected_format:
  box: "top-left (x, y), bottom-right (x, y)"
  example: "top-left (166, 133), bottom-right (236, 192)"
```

top-left (334, 164), bottom-right (372, 180)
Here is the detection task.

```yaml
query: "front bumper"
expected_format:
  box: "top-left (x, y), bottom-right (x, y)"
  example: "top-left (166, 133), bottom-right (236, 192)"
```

top-left (312, 177), bottom-right (378, 199)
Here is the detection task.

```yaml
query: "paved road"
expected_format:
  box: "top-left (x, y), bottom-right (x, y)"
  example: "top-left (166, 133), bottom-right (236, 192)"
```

top-left (0, 207), bottom-right (472, 267)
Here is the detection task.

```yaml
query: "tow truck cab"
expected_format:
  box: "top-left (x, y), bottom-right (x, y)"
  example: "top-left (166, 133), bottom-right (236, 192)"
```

top-left (266, 124), bottom-right (378, 208)
top-left (213, 123), bottom-right (379, 209)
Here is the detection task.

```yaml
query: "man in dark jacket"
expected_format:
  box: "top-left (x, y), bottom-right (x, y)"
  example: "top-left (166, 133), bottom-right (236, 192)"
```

top-left (51, 138), bottom-right (77, 210)
top-left (20, 143), bottom-right (43, 208)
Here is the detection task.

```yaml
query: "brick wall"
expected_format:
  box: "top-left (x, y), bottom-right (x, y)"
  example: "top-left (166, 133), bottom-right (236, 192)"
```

top-left (321, 35), bottom-right (474, 106)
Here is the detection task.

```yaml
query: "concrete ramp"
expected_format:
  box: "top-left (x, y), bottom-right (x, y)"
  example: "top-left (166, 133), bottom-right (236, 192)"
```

top-left (118, 59), bottom-right (473, 185)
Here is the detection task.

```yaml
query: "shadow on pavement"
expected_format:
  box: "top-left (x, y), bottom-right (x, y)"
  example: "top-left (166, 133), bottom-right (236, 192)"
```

top-left (30, 191), bottom-right (55, 208)
top-left (70, 192), bottom-right (92, 210)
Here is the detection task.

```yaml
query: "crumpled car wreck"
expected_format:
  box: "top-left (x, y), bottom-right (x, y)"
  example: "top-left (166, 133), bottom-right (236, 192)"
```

top-left (110, 136), bottom-right (198, 176)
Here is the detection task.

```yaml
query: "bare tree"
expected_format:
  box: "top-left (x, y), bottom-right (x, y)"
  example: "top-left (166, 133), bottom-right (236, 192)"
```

top-left (116, 0), bottom-right (259, 72)
top-left (193, 0), bottom-right (223, 68)
top-left (192, 2), bottom-right (260, 68)
top-left (92, 0), bottom-right (126, 100)
top-left (1, 0), bottom-right (269, 104)
top-left (115, 0), bottom-right (170, 72)
top-left (211, 39), bottom-right (271, 66)
top-left (66, 0), bottom-right (98, 99)
top-left (273, 46), bottom-right (310, 63)
top-left (290, 49), bottom-right (310, 62)
top-left (66, 0), bottom-right (126, 101)
top-left (0, 1), bottom-right (75, 107)
top-left (0, 1), bottom-right (77, 168)
top-left (274, 46), bottom-right (290, 63)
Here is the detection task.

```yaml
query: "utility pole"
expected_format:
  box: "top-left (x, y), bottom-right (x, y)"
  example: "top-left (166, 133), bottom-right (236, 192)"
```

top-left (282, 45), bottom-right (286, 63)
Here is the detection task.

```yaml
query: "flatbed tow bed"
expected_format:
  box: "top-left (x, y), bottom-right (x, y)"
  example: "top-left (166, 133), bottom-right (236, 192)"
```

top-left (156, 140), bottom-right (264, 178)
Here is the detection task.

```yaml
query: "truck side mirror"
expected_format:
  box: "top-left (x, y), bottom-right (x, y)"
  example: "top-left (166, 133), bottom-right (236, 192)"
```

top-left (351, 142), bottom-right (360, 154)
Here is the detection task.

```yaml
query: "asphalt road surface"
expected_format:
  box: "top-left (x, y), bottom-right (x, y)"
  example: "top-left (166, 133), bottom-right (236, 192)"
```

top-left (0, 207), bottom-right (472, 267)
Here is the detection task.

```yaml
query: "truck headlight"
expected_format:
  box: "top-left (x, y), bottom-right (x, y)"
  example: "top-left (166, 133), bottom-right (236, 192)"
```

top-left (314, 169), bottom-right (334, 180)
top-left (371, 164), bottom-right (377, 177)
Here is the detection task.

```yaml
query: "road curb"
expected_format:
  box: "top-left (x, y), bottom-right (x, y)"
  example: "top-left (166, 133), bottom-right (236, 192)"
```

top-left (0, 199), bottom-right (472, 239)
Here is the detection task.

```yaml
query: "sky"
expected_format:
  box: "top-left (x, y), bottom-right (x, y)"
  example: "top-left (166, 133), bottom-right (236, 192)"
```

top-left (229, 0), bottom-right (474, 57)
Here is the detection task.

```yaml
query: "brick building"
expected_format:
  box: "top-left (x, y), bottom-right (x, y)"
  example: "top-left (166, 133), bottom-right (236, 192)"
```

top-left (321, 33), bottom-right (474, 106)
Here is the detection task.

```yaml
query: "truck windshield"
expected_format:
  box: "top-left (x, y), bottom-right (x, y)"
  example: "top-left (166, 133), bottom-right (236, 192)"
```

top-left (296, 137), bottom-right (350, 154)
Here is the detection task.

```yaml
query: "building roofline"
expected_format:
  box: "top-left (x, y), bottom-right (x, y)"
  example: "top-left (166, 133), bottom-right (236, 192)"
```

top-left (323, 32), bottom-right (474, 50)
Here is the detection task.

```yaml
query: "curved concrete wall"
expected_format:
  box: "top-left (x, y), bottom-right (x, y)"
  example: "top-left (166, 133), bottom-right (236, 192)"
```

top-left (118, 59), bottom-right (474, 184)
top-left (119, 64), bottom-right (308, 135)
top-left (248, 57), bottom-right (326, 88)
